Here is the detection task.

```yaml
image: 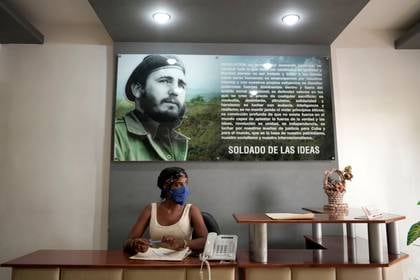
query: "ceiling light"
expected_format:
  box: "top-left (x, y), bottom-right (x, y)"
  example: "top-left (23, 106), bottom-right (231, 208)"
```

top-left (263, 63), bottom-right (273, 70)
top-left (249, 90), bottom-right (258, 96)
top-left (282, 14), bottom-right (300, 26)
top-left (152, 12), bottom-right (171, 25)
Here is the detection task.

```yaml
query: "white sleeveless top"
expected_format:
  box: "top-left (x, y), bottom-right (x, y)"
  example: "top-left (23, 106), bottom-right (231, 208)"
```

top-left (149, 203), bottom-right (193, 240)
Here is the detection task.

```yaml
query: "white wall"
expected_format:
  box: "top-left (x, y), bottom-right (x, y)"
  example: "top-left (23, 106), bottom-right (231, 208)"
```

top-left (332, 23), bottom-right (420, 280)
top-left (0, 44), bottom-right (8, 193)
top-left (0, 25), bottom-right (113, 280)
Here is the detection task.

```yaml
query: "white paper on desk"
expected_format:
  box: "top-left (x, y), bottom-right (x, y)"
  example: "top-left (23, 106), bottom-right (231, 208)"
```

top-left (265, 213), bottom-right (315, 220)
top-left (130, 247), bottom-right (191, 261)
top-left (359, 205), bottom-right (384, 220)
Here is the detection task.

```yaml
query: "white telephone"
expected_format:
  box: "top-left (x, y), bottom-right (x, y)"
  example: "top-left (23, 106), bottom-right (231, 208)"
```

top-left (201, 232), bottom-right (238, 261)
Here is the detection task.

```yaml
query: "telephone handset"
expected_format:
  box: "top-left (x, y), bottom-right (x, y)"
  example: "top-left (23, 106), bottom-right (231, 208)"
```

top-left (201, 232), bottom-right (238, 261)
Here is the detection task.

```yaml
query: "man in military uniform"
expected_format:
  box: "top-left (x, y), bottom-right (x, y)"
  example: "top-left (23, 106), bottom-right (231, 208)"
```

top-left (114, 55), bottom-right (189, 161)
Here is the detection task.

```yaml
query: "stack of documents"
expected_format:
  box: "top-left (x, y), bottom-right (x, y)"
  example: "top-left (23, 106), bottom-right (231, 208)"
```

top-left (265, 212), bottom-right (315, 220)
top-left (129, 247), bottom-right (191, 261)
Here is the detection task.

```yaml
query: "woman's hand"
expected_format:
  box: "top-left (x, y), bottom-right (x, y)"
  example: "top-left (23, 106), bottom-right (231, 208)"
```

top-left (161, 235), bottom-right (186, 250)
top-left (131, 238), bottom-right (150, 253)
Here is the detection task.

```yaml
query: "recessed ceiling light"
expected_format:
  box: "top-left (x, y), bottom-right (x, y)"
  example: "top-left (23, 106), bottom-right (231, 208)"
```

top-left (263, 63), bottom-right (273, 70)
top-left (152, 12), bottom-right (171, 25)
top-left (282, 14), bottom-right (300, 26)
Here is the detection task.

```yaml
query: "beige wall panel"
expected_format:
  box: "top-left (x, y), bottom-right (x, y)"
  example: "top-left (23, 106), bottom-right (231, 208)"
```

top-left (383, 262), bottom-right (405, 280)
top-left (61, 269), bottom-right (122, 280)
top-left (186, 267), bottom-right (235, 280)
top-left (245, 268), bottom-right (291, 280)
top-left (336, 267), bottom-right (381, 280)
top-left (292, 267), bottom-right (335, 280)
top-left (12, 268), bottom-right (59, 280)
top-left (123, 268), bottom-right (185, 280)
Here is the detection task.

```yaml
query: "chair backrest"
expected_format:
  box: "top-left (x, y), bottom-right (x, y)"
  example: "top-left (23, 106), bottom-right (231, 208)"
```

top-left (192, 211), bottom-right (221, 238)
top-left (201, 211), bottom-right (221, 234)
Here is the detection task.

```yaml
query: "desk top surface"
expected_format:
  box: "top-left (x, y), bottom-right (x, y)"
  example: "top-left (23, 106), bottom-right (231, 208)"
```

top-left (1, 250), bottom-right (236, 268)
top-left (233, 208), bottom-right (405, 224)
top-left (1, 243), bottom-right (408, 269)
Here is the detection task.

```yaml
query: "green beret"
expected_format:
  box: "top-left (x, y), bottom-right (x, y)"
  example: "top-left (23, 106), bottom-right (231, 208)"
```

top-left (125, 55), bottom-right (185, 101)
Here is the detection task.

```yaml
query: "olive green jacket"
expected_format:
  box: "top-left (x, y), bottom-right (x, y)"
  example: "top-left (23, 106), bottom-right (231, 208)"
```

top-left (114, 111), bottom-right (189, 161)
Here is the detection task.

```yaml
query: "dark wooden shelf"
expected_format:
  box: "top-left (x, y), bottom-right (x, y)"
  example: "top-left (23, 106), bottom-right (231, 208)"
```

top-left (302, 207), bottom-right (406, 224)
top-left (233, 211), bottom-right (405, 224)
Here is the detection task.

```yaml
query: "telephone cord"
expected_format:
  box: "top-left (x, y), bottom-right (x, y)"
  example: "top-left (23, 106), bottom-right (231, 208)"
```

top-left (199, 255), bottom-right (211, 280)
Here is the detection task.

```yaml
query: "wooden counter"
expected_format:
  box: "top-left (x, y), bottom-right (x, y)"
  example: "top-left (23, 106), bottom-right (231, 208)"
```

top-left (1, 250), bottom-right (235, 268)
top-left (233, 209), bottom-right (406, 264)
top-left (233, 212), bottom-right (405, 224)
top-left (237, 236), bottom-right (408, 268)
top-left (1, 250), bottom-right (236, 280)
top-left (236, 235), bottom-right (407, 280)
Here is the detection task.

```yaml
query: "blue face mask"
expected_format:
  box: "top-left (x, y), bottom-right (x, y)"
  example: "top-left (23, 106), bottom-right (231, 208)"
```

top-left (168, 185), bottom-right (190, 205)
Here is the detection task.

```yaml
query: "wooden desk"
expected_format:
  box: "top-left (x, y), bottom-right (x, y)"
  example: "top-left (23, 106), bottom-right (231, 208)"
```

top-left (1, 250), bottom-right (236, 280)
top-left (236, 236), bottom-right (408, 280)
top-left (237, 249), bottom-right (406, 280)
top-left (303, 207), bottom-right (405, 263)
top-left (233, 209), bottom-right (405, 263)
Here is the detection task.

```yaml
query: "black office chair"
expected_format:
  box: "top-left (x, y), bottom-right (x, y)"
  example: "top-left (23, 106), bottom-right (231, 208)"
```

top-left (193, 211), bottom-right (221, 238)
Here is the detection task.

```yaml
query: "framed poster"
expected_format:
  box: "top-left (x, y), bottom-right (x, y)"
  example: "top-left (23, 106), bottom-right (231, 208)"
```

top-left (113, 54), bottom-right (335, 161)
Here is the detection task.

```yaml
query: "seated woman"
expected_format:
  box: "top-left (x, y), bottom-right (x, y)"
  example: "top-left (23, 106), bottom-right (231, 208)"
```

top-left (123, 167), bottom-right (208, 254)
